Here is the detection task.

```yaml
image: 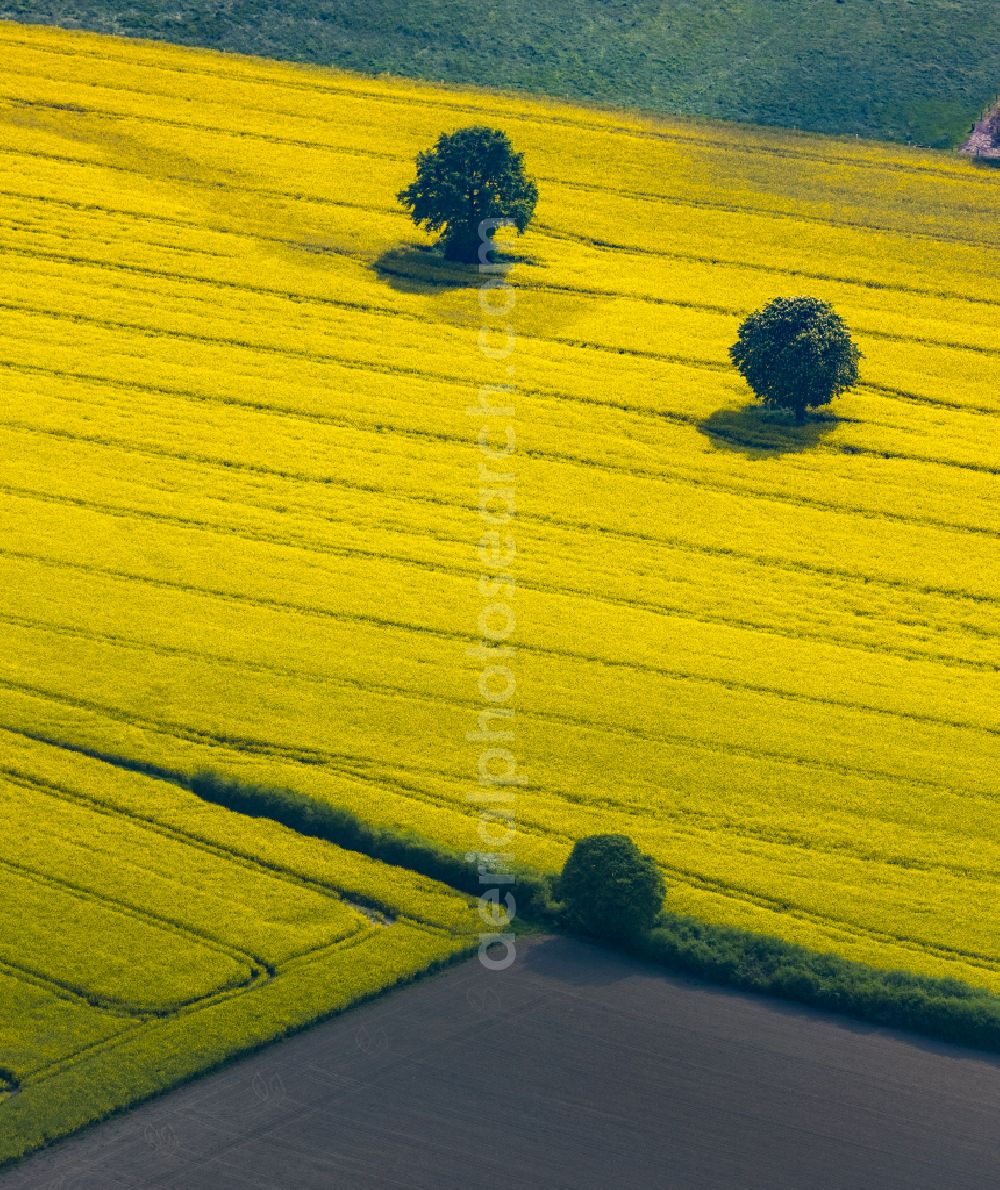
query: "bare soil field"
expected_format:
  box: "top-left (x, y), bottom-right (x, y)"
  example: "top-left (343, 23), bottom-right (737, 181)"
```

top-left (4, 935), bottom-right (1000, 1189)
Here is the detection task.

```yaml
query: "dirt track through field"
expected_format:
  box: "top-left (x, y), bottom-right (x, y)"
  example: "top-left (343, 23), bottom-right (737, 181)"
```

top-left (4, 935), bottom-right (1000, 1189)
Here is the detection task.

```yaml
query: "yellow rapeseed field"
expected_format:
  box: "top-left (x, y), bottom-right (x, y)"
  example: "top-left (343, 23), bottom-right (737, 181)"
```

top-left (1, 22), bottom-right (999, 1141)
top-left (0, 727), bottom-right (480, 1161)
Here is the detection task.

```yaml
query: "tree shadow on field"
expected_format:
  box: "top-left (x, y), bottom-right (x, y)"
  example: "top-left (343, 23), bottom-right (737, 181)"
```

top-left (372, 243), bottom-right (537, 294)
top-left (521, 935), bottom-right (635, 988)
top-left (698, 404), bottom-right (840, 458)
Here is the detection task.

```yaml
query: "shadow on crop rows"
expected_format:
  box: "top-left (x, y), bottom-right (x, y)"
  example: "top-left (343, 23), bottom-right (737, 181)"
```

top-left (698, 404), bottom-right (840, 457)
top-left (372, 243), bottom-right (536, 293)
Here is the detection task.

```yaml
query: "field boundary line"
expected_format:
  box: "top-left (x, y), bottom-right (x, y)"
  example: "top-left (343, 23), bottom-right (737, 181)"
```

top-left (6, 716), bottom-right (997, 992)
top-left (0, 766), bottom-right (393, 927)
top-left (0, 749), bottom-right (460, 932)
top-left (2, 31), bottom-right (994, 187)
top-left (0, 94), bottom-right (993, 250)
top-left (248, 759), bottom-right (1000, 984)
top-left (0, 854), bottom-right (269, 1003)
top-left (6, 681), bottom-right (998, 882)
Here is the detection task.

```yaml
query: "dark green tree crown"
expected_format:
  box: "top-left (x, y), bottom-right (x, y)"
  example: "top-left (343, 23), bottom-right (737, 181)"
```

top-left (557, 833), bottom-right (666, 942)
top-left (729, 296), bottom-right (861, 419)
top-left (397, 125), bottom-right (538, 260)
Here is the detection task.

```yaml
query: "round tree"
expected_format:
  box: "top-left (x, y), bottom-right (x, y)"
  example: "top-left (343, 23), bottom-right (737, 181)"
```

top-left (397, 125), bottom-right (538, 263)
top-left (557, 834), bottom-right (665, 943)
top-left (729, 296), bottom-right (861, 422)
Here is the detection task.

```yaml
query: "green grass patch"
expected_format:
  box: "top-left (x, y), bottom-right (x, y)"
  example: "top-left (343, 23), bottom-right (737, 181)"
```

top-left (3, 0), bottom-right (996, 145)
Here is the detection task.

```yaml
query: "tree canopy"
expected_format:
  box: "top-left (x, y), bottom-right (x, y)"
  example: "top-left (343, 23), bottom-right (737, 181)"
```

top-left (729, 296), bottom-right (862, 421)
top-left (397, 125), bottom-right (538, 262)
top-left (557, 834), bottom-right (665, 943)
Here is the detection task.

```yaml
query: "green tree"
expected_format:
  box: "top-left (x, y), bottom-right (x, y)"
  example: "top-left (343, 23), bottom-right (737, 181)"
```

top-left (557, 834), bottom-right (665, 943)
top-left (397, 125), bottom-right (538, 263)
top-left (729, 296), bottom-right (861, 422)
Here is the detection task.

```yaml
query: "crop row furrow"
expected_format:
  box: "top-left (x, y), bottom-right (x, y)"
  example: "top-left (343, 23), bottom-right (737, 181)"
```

top-left (1, 88), bottom-right (989, 254)
top-left (1, 614), bottom-right (997, 807)
top-left (18, 1020), bottom-right (148, 1088)
top-left (533, 224), bottom-right (1000, 309)
top-left (0, 181), bottom-right (978, 320)
top-left (3, 606), bottom-right (996, 801)
top-left (0, 752), bottom-right (383, 915)
top-left (349, 754), bottom-right (1000, 880)
top-left (0, 736), bottom-right (468, 935)
top-left (0, 665), bottom-right (359, 767)
top-left (12, 205), bottom-right (994, 362)
top-left (4, 531), bottom-right (996, 751)
top-left (0, 851), bottom-right (273, 980)
top-left (0, 956), bottom-right (150, 1021)
top-left (2, 475), bottom-right (997, 676)
top-left (9, 352), bottom-right (1000, 536)
top-left (545, 175), bottom-right (999, 250)
top-left (8, 238), bottom-right (997, 372)
top-left (3, 342), bottom-right (998, 548)
top-left (4, 449), bottom-right (996, 635)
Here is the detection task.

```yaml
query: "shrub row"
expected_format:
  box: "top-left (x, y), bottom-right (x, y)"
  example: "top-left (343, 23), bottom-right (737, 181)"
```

top-left (188, 772), bottom-right (1000, 1053)
top-left (187, 770), bottom-right (557, 918)
top-left (637, 914), bottom-right (1000, 1052)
